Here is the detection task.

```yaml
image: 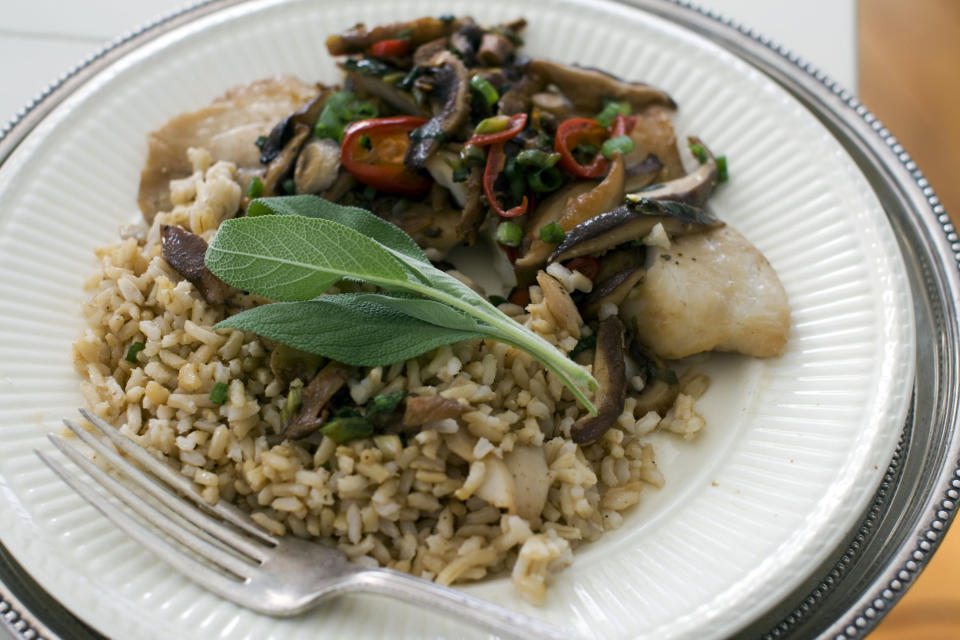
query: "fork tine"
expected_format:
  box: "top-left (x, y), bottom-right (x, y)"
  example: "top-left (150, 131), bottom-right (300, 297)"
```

top-left (78, 408), bottom-right (275, 544)
top-left (36, 446), bottom-right (249, 604)
top-left (62, 419), bottom-right (270, 563)
top-left (45, 434), bottom-right (257, 581)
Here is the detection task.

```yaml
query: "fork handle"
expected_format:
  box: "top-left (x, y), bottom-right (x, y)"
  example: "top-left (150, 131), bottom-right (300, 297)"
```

top-left (348, 567), bottom-right (581, 640)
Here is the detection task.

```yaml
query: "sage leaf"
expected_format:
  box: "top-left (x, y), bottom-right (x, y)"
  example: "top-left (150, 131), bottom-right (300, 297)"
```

top-left (206, 215), bottom-right (409, 301)
top-left (215, 294), bottom-right (486, 366)
top-left (247, 195), bottom-right (428, 263)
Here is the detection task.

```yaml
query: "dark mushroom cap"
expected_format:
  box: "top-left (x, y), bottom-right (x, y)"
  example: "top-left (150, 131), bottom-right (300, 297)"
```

top-left (571, 316), bottom-right (627, 443)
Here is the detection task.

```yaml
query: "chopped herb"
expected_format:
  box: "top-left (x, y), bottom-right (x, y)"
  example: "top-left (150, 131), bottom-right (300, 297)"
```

top-left (279, 378), bottom-right (304, 426)
top-left (381, 71), bottom-right (406, 85)
top-left (717, 155), bottom-right (729, 182)
top-left (452, 165), bottom-right (470, 182)
top-left (539, 221), bottom-right (566, 244)
top-left (438, 13), bottom-right (455, 23)
top-left (125, 341), bottom-right (146, 363)
top-left (527, 166), bottom-right (563, 193)
top-left (570, 334), bottom-right (597, 359)
top-left (367, 390), bottom-right (406, 417)
top-left (314, 91), bottom-right (378, 142)
top-left (596, 100), bottom-right (631, 128)
top-left (359, 134), bottom-right (373, 150)
top-left (246, 176), bottom-right (263, 199)
top-left (209, 381), bottom-right (229, 405)
top-left (320, 417), bottom-right (374, 444)
top-left (601, 135), bottom-right (635, 159)
top-left (474, 115), bottom-right (511, 135)
top-left (254, 135), bottom-right (268, 150)
top-left (516, 149), bottom-right (560, 169)
top-left (689, 141), bottom-right (707, 164)
top-left (282, 178), bottom-right (296, 195)
top-left (459, 143), bottom-right (486, 167)
top-left (469, 75), bottom-right (500, 106)
top-left (496, 221), bottom-right (523, 247)
top-left (398, 65), bottom-right (423, 91)
top-left (488, 294), bottom-right (507, 306)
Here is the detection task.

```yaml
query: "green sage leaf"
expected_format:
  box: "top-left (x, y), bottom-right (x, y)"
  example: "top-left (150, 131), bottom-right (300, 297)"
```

top-left (247, 195), bottom-right (428, 263)
top-left (215, 294), bottom-right (486, 365)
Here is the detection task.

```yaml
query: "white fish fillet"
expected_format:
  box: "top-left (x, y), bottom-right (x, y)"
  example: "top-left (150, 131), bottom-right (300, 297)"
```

top-left (620, 226), bottom-right (790, 359)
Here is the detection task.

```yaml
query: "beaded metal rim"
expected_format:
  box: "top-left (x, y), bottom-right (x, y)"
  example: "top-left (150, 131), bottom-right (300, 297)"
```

top-left (0, 1), bottom-right (956, 639)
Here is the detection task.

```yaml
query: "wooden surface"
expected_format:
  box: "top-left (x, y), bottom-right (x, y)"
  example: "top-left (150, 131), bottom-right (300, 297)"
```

top-left (859, 0), bottom-right (960, 637)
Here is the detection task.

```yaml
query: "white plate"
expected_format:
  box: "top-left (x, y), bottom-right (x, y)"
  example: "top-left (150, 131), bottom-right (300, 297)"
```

top-left (0, 1), bottom-right (915, 638)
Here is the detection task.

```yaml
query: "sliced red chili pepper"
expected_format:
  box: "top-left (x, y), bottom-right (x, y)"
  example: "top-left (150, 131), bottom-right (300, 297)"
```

top-left (340, 116), bottom-right (432, 196)
top-left (483, 143), bottom-right (528, 218)
top-left (368, 38), bottom-right (410, 58)
top-left (554, 115), bottom-right (638, 179)
top-left (468, 113), bottom-right (528, 147)
top-left (566, 256), bottom-right (601, 281)
top-left (555, 118), bottom-right (610, 178)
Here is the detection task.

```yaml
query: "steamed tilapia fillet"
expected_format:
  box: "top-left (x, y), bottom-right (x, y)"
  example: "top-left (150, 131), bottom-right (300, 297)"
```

top-left (621, 225), bottom-right (790, 360)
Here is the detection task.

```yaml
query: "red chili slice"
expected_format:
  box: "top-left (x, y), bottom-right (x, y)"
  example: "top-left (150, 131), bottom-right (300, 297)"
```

top-left (368, 38), bottom-right (411, 58)
top-left (340, 116), bottom-right (432, 196)
top-left (483, 143), bottom-right (528, 218)
top-left (555, 115), bottom-right (638, 179)
top-left (468, 113), bottom-right (528, 147)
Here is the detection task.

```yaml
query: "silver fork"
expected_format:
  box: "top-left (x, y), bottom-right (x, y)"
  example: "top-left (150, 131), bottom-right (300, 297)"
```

top-left (36, 409), bottom-right (579, 640)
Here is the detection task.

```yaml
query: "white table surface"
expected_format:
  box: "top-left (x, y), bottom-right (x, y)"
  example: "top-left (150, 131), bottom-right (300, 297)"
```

top-left (0, 1), bottom-right (854, 638)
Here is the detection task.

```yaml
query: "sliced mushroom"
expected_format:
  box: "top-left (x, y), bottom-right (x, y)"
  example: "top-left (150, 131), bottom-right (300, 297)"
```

top-left (516, 154), bottom-right (625, 278)
top-left (571, 316), bottom-right (627, 443)
top-left (455, 165), bottom-right (485, 244)
top-left (424, 150), bottom-right (468, 207)
top-left (477, 32), bottom-right (515, 66)
top-left (549, 199), bottom-right (722, 263)
top-left (403, 395), bottom-right (465, 428)
top-left (294, 137), bottom-right (342, 194)
top-left (582, 248), bottom-right (646, 318)
top-left (625, 136), bottom-right (718, 208)
top-left (503, 446), bottom-right (551, 522)
top-left (531, 91), bottom-right (574, 121)
top-left (373, 200), bottom-right (461, 259)
top-left (623, 153), bottom-right (664, 193)
top-left (497, 67), bottom-right (545, 116)
top-left (345, 72), bottom-right (427, 117)
top-left (321, 170), bottom-right (358, 203)
top-left (527, 58), bottom-right (675, 114)
top-left (257, 88), bottom-right (331, 165)
top-left (285, 360), bottom-right (354, 440)
top-left (325, 17), bottom-right (459, 55)
top-left (413, 37), bottom-right (450, 66)
top-left (623, 105), bottom-right (685, 182)
top-left (160, 225), bottom-right (232, 305)
top-left (514, 181), bottom-right (596, 280)
top-left (260, 122), bottom-right (311, 197)
top-left (404, 51), bottom-right (470, 169)
top-left (536, 271), bottom-right (582, 338)
top-left (138, 75), bottom-right (318, 223)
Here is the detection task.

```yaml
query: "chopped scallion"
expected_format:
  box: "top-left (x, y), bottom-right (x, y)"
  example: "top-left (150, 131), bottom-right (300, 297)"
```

top-left (539, 221), bottom-right (566, 243)
top-left (359, 134), bottom-right (372, 150)
top-left (125, 341), bottom-right (146, 363)
top-left (459, 143), bottom-right (486, 167)
top-left (717, 155), bottom-right (729, 182)
top-left (254, 135), bottom-right (268, 150)
top-left (246, 176), bottom-right (263, 198)
top-left (689, 141), bottom-right (708, 164)
top-left (601, 135), bottom-right (635, 159)
top-left (469, 75), bottom-right (500, 106)
top-left (474, 115), bottom-right (510, 135)
top-left (516, 149), bottom-right (560, 169)
top-left (569, 334), bottom-right (597, 359)
top-left (496, 221), bottom-right (523, 247)
top-left (209, 381), bottom-right (229, 405)
top-left (596, 100), bottom-right (631, 128)
top-left (488, 294), bottom-right (507, 306)
top-left (321, 417), bottom-right (374, 444)
top-left (451, 165), bottom-right (470, 182)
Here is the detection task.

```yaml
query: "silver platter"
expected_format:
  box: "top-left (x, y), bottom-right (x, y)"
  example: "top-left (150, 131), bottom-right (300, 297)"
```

top-left (1, 1), bottom-right (957, 638)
